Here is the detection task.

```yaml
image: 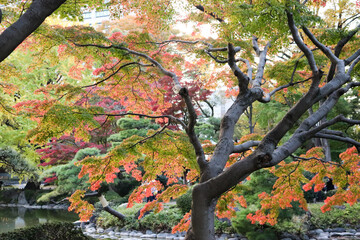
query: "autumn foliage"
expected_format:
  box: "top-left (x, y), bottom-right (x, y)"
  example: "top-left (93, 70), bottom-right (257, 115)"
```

top-left (1, 0), bottom-right (360, 238)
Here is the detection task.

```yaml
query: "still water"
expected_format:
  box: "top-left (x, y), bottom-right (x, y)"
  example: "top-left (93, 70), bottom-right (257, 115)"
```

top-left (0, 206), bottom-right (79, 233)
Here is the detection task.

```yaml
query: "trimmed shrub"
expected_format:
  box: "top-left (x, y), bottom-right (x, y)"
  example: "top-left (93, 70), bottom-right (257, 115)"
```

top-left (176, 189), bottom-right (192, 214)
top-left (0, 222), bottom-right (90, 240)
top-left (308, 203), bottom-right (360, 228)
top-left (140, 207), bottom-right (183, 232)
top-left (214, 218), bottom-right (234, 234)
top-left (97, 203), bottom-right (145, 229)
top-left (97, 203), bottom-right (182, 233)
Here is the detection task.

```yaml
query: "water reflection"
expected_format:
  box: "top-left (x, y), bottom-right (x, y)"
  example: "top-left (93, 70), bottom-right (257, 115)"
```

top-left (0, 207), bottom-right (79, 233)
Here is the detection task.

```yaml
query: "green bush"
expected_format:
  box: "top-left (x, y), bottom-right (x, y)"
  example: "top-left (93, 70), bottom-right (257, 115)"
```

top-left (24, 189), bottom-right (52, 204)
top-left (232, 208), bottom-right (257, 235)
top-left (97, 203), bottom-right (145, 228)
top-left (246, 229), bottom-right (278, 240)
top-left (0, 222), bottom-right (90, 240)
top-left (176, 189), bottom-right (192, 214)
top-left (141, 208), bottom-right (183, 232)
top-left (274, 215), bottom-right (310, 235)
top-left (278, 201), bottom-right (305, 220)
top-left (214, 218), bottom-right (234, 234)
top-left (231, 208), bottom-right (279, 240)
top-left (308, 203), bottom-right (360, 228)
top-left (0, 189), bottom-right (19, 203)
top-left (110, 176), bottom-right (140, 197)
top-left (97, 203), bottom-right (183, 233)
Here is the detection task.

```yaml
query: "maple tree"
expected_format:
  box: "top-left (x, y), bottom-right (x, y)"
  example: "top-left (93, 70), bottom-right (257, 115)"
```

top-left (0, 0), bottom-right (360, 240)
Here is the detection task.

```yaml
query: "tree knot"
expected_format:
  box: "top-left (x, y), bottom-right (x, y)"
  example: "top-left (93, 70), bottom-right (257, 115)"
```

top-left (257, 153), bottom-right (272, 168)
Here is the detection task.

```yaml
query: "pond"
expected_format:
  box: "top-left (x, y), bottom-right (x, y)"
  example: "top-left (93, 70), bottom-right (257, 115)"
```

top-left (0, 206), bottom-right (79, 233)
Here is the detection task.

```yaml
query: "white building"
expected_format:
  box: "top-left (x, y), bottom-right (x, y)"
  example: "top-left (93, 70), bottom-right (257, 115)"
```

top-left (82, 9), bottom-right (111, 27)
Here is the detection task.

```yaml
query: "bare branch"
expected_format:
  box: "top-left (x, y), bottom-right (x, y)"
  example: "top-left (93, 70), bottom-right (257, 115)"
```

top-left (269, 77), bottom-right (312, 96)
top-left (195, 100), bottom-right (214, 118)
top-left (343, 15), bottom-right (360, 29)
top-left (82, 62), bottom-right (139, 88)
top-left (207, 47), bottom-right (229, 52)
top-left (72, 41), bottom-right (207, 172)
top-left (314, 133), bottom-right (360, 150)
top-left (232, 140), bottom-right (260, 153)
top-left (291, 154), bottom-right (341, 166)
top-left (72, 42), bottom-right (182, 89)
top-left (205, 50), bottom-right (228, 63)
top-left (306, 114), bottom-right (360, 137)
top-left (205, 46), bottom-right (241, 64)
top-left (194, 4), bottom-right (224, 22)
top-left (92, 112), bottom-right (186, 129)
top-left (129, 122), bottom-right (171, 148)
top-left (155, 39), bottom-right (203, 45)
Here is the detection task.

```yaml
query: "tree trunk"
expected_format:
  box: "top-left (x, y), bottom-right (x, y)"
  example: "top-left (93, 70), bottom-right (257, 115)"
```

top-left (320, 138), bottom-right (332, 162)
top-left (185, 184), bottom-right (218, 240)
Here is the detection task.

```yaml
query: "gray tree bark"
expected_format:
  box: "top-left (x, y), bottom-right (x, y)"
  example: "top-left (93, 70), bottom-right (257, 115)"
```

top-left (0, 0), bottom-right (66, 62)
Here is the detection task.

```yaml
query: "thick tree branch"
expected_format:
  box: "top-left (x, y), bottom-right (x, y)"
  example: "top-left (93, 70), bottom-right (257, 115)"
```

top-left (345, 49), bottom-right (360, 66)
top-left (347, 55), bottom-right (360, 75)
top-left (253, 41), bottom-right (271, 87)
top-left (287, 11), bottom-right (318, 74)
top-left (239, 58), bottom-right (253, 80)
top-left (319, 129), bottom-right (345, 137)
top-left (270, 80), bottom-right (356, 165)
top-left (252, 36), bottom-right (261, 56)
top-left (327, 24), bottom-right (360, 81)
top-left (302, 26), bottom-right (341, 68)
top-left (205, 89), bottom-right (263, 181)
top-left (228, 43), bottom-right (249, 93)
top-left (85, 192), bottom-right (126, 220)
top-left (0, 0), bottom-right (66, 62)
top-left (306, 114), bottom-right (360, 137)
top-left (179, 88), bottom-right (208, 171)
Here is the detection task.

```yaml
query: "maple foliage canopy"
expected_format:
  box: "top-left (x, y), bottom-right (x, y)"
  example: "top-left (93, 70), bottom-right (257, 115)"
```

top-left (0, 0), bottom-right (359, 239)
